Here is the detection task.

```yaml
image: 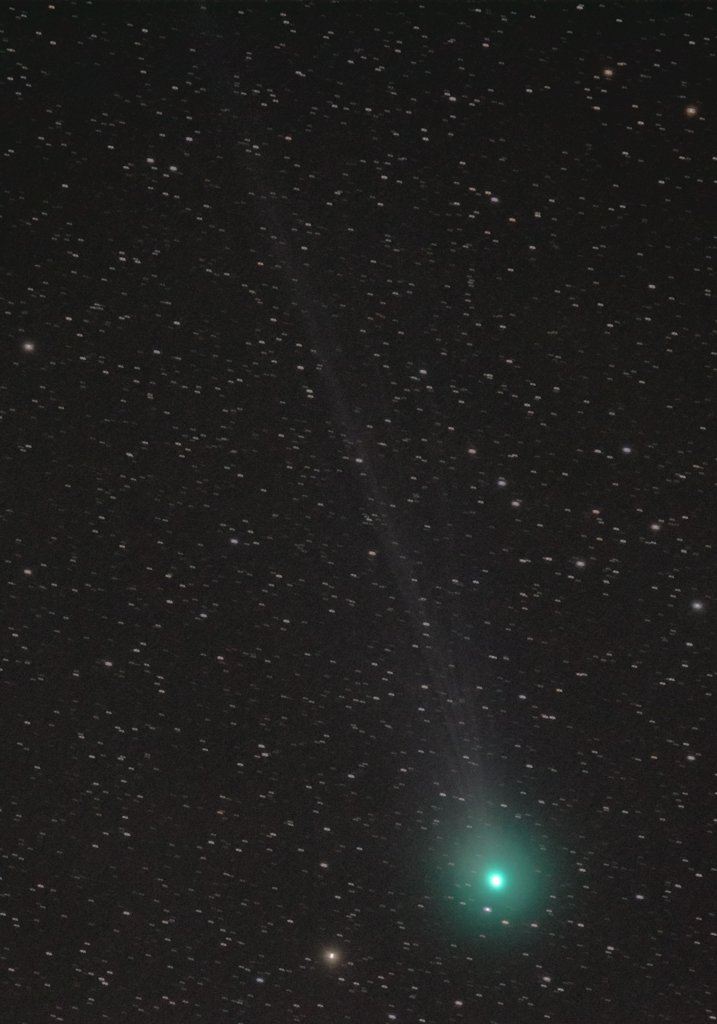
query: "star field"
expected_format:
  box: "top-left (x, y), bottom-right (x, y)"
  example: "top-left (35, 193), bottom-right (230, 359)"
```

top-left (2, 3), bottom-right (716, 1022)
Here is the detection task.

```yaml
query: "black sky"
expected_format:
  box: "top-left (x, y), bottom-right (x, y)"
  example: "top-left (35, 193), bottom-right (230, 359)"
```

top-left (2, 3), bottom-right (716, 1022)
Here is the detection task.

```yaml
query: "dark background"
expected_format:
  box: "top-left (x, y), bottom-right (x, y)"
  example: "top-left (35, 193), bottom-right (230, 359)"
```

top-left (1, 2), bottom-right (715, 1021)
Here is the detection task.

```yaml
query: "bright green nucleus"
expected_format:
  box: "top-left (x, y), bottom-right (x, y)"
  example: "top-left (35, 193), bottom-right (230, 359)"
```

top-left (488, 872), bottom-right (505, 889)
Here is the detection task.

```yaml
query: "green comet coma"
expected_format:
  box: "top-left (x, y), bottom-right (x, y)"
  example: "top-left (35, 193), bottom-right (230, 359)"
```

top-left (430, 817), bottom-right (556, 942)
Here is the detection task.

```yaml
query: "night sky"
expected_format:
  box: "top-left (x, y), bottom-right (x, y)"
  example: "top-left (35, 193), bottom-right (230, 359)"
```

top-left (3, 3), bottom-right (716, 1021)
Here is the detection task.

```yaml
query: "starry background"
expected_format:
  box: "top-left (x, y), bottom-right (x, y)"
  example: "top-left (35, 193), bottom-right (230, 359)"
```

top-left (2, 2), bottom-right (716, 1021)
